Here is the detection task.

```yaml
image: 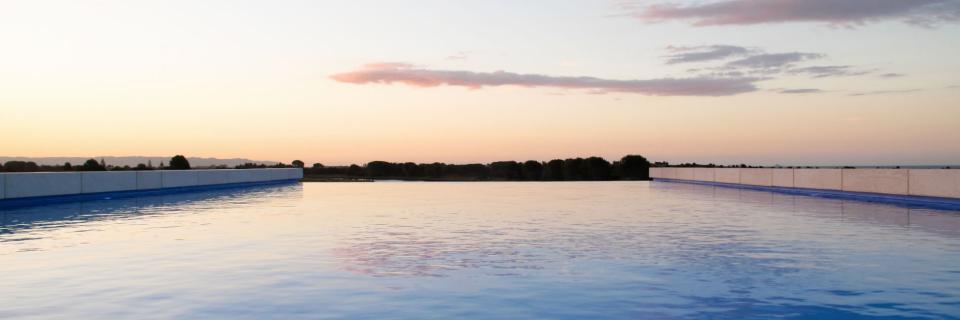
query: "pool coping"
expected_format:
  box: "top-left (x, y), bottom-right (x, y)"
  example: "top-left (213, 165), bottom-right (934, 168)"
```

top-left (654, 178), bottom-right (960, 211)
top-left (0, 179), bottom-right (301, 210)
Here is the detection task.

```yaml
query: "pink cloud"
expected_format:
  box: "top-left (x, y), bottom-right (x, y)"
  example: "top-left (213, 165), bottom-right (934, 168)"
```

top-left (629, 0), bottom-right (960, 26)
top-left (331, 63), bottom-right (757, 96)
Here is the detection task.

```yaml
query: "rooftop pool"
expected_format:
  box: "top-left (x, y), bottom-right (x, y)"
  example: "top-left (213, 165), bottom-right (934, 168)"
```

top-left (1, 181), bottom-right (959, 319)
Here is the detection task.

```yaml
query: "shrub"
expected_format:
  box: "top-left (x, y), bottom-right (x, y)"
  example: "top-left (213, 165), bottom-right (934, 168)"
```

top-left (168, 155), bottom-right (191, 170)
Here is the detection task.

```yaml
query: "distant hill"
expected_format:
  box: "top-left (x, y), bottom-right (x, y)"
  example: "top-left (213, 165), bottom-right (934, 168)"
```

top-left (0, 156), bottom-right (278, 168)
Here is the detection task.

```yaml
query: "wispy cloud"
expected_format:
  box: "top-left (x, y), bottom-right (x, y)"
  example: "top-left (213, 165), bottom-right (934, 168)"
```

top-left (624, 0), bottom-right (960, 27)
top-left (331, 63), bottom-right (758, 96)
top-left (666, 45), bottom-right (882, 79)
top-left (849, 89), bottom-right (922, 96)
top-left (777, 88), bottom-right (824, 94)
top-left (445, 51), bottom-right (471, 61)
top-left (661, 44), bottom-right (920, 95)
top-left (787, 65), bottom-right (874, 78)
top-left (664, 45), bottom-right (754, 64)
top-left (879, 73), bottom-right (906, 78)
top-left (725, 52), bottom-right (824, 70)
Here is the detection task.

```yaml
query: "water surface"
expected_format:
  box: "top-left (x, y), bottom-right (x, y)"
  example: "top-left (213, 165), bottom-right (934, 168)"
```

top-left (1, 181), bottom-right (959, 319)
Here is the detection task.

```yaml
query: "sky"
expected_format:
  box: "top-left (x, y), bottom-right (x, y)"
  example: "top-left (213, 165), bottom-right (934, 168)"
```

top-left (1, 0), bottom-right (959, 166)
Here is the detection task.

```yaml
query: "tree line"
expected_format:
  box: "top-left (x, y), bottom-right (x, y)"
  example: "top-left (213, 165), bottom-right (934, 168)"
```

top-left (1, 155), bottom-right (194, 172)
top-left (301, 155), bottom-right (650, 181)
top-left (3, 154), bottom-right (653, 181)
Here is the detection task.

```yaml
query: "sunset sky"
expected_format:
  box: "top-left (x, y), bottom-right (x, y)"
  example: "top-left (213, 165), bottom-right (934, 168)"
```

top-left (2, 0), bottom-right (959, 166)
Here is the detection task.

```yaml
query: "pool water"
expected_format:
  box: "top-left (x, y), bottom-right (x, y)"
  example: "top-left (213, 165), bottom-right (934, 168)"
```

top-left (1, 181), bottom-right (958, 319)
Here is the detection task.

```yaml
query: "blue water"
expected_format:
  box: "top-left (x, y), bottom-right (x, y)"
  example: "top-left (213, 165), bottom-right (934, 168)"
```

top-left (1, 181), bottom-right (958, 319)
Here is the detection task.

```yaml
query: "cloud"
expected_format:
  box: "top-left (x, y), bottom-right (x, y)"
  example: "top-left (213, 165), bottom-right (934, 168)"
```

top-left (848, 89), bottom-right (922, 96)
top-left (725, 52), bottom-right (824, 69)
top-left (664, 46), bottom-right (824, 70)
top-left (445, 51), bottom-right (470, 61)
top-left (627, 0), bottom-right (960, 27)
top-left (331, 63), bottom-right (758, 96)
top-left (879, 73), bottom-right (906, 78)
top-left (668, 45), bottom-right (880, 79)
top-left (664, 45), bottom-right (753, 64)
top-left (787, 65), bottom-right (873, 78)
top-left (777, 88), bottom-right (823, 94)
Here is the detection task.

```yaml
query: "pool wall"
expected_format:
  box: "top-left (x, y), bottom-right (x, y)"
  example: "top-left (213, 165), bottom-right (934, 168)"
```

top-left (0, 168), bottom-right (302, 207)
top-left (650, 168), bottom-right (960, 199)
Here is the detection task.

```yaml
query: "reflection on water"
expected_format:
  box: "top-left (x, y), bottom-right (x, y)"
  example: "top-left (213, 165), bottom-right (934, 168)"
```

top-left (660, 182), bottom-right (960, 237)
top-left (0, 181), bottom-right (958, 319)
top-left (1, 184), bottom-right (303, 236)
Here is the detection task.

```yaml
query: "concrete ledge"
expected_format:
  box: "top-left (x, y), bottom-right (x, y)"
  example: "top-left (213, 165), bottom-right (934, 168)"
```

top-left (82, 172), bottom-right (138, 194)
top-left (693, 168), bottom-right (715, 182)
top-left (658, 167), bottom-right (672, 179)
top-left (795, 169), bottom-right (842, 190)
top-left (286, 168), bottom-right (302, 180)
top-left (741, 169), bottom-right (773, 186)
top-left (772, 169), bottom-right (794, 188)
top-left (137, 171), bottom-right (163, 190)
top-left (1, 168), bottom-right (303, 208)
top-left (197, 170), bottom-right (229, 185)
top-left (649, 168), bottom-right (662, 179)
top-left (674, 168), bottom-right (695, 180)
top-left (654, 178), bottom-right (960, 211)
top-left (651, 168), bottom-right (960, 202)
top-left (910, 169), bottom-right (960, 198)
top-left (715, 168), bottom-right (740, 184)
top-left (232, 170), bottom-right (258, 184)
top-left (0, 179), bottom-right (300, 209)
top-left (4, 173), bottom-right (83, 198)
top-left (843, 169), bottom-right (908, 195)
top-left (161, 170), bottom-right (198, 188)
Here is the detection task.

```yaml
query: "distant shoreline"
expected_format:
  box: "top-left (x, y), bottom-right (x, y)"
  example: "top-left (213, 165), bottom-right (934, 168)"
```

top-left (299, 174), bottom-right (652, 183)
top-left (300, 175), bottom-right (373, 182)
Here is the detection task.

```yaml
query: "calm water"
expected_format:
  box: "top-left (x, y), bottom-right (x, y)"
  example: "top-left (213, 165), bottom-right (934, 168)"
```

top-left (1, 181), bottom-right (959, 319)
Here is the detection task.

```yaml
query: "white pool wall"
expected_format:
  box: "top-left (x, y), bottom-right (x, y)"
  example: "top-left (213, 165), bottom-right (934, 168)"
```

top-left (650, 168), bottom-right (960, 199)
top-left (0, 168), bottom-right (302, 200)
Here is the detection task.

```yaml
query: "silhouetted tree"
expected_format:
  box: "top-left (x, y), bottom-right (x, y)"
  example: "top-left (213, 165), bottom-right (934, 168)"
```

top-left (168, 155), bottom-right (191, 170)
top-left (522, 160), bottom-right (543, 181)
top-left (235, 162), bottom-right (268, 169)
top-left (295, 154), bottom-right (651, 181)
top-left (346, 164), bottom-right (364, 176)
top-left (489, 161), bottom-right (522, 180)
top-left (304, 163), bottom-right (322, 175)
top-left (3, 161), bottom-right (39, 172)
top-left (135, 163), bottom-right (150, 170)
top-left (584, 157), bottom-right (612, 180)
top-left (402, 162), bottom-right (421, 177)
top-left (562, 158), bottom-right (585, 180)
top-left (543, 159), bottom-right (565, 180)
top-left (292, 160), bottom-right (305, 168)
top-left (424, 162), bottom-right (445, 178)
top-left (366, 161), bottom-right (402, 177)
top-left (81, 159), bottom-right (105, 171)
top-left (620, 155), bottom-right (650, 180)
top-left (63, 162), bottom-right (73, 171)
